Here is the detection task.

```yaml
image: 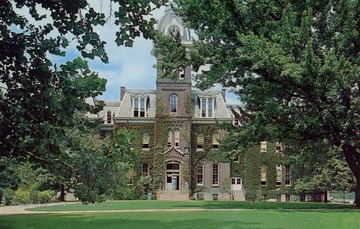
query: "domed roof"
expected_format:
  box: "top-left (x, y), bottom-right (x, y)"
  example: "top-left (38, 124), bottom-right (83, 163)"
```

top-left (157, 8), bottom-right (191, 42)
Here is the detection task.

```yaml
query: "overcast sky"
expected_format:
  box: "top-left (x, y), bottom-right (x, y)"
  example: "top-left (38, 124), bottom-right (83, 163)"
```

top-left (50, 1), bottom-right (240, 104)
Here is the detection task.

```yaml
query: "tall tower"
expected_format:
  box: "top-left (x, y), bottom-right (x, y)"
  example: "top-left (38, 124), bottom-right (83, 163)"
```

top-left (154, 8), bottom-right (192, 198)
top-left (156, 7), bottom-right (192, 116)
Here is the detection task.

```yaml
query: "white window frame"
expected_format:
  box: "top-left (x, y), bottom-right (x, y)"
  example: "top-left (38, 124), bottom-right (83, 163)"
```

top-left (212, 164), bottom-right (219, 186)
top-left (132, 96), bottom-right (147, 117)
top-left (199, 97), bottom-right (215, 118)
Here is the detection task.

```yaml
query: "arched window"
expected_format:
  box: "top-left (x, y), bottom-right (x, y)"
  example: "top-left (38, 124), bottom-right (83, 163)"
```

top-left (107, 111), bottom-right (112, 123)
top-left (212, 164), bottom-right (219, 186)
top-left (170, 94), bottom-right (178, 113)
top-left (197, 163), bottom-right (204, 185)
top-left (142, 163), bottom-right (149, 176)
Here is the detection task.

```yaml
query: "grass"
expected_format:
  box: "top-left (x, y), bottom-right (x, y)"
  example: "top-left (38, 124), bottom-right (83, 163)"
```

top-left (1, 201), bottom-right (359, 229)
top-left (26, 200), bottom-right (356, 211)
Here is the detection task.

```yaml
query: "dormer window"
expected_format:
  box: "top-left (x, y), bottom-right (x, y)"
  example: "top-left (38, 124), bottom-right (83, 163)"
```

top-left (133, 97), bottom-right (147, 117)
top-left (200, 97), bottom-right (215, 118)
top-left (170, 94), bottom-right (178, 114)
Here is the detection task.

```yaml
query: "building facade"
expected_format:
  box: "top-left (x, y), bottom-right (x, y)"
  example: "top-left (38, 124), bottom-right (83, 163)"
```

top-left (92, 9), bottom-right (295, 201)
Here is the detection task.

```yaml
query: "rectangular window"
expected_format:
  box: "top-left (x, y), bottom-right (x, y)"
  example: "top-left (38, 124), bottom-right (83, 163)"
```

top-left (260, 141), bottom-right (267, 152)
top-left (140, 98), bottom-right (145, 117)
top-left (261, 165), bottom-right (267, 186)
top-left (167, 131), bottom-right (172, 148)
top-left (208, 98), bottom-right (213, 117)
top-left (133, 98), bottom-right (139, 117)
top-left (197, 164), bottom-right (203, 184)
top-left (197, 134), bottom-right (204, 149)
top-left (275, 142), bottom-right (282, 152)
top-left (233, 117), bottom-right (239, 126)
top-left (133, 97), bottom-right (146, 117)
top-left (212, 164), bottom-right (219, 186)
top-left (201, 99), bottom-right (206, 117)
top-left (212, 133), bottom-right (219, 149)
top-left (142, 163), bottom-right (149, 176)
top-left (200, 97), bottom-right (215, 118)
top-left (276, 164), bottom-right (282, 186)
top-left (142, 133), bottom-right (150, 149)
top-left (285, 165), bottom-right (291, 185)
top-left (106, 111), bottom-right (112, 124)
top-left (174, 130), bottom-right (180, 148)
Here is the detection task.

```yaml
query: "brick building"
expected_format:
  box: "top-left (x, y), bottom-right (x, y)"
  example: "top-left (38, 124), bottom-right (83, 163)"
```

top-left (90, 9), bottom-right (295, 202)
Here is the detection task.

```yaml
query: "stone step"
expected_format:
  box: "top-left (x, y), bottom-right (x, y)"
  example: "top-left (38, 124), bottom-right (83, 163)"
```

top-left (233, 190), bottom-right (246, 201)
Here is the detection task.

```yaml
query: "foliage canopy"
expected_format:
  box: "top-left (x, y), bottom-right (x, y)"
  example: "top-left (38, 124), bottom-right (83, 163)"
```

top-left (168, 0), bottom-right (359, 206)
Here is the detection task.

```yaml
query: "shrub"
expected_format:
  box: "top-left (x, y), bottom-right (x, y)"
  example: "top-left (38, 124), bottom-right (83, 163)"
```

top-left (38, 190), bottom-right (55, 204)
top-left (3, 188), bottom-right (15, 205)
top-left (13, 190), bottom-right (31, 204)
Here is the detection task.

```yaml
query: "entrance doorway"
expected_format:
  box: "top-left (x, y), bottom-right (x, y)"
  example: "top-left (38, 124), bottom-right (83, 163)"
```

top-left (165, 162), bottom-right (180, 190)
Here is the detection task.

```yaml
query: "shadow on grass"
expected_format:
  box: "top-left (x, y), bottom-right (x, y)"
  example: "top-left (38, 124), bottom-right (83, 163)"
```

top-left (0, 213), bottom-right (262, 229)
top-left (172, 201), bottom-right (356, 210)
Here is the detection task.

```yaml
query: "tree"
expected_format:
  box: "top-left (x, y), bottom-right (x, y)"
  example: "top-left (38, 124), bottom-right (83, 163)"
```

top-left (1, 0), bottom-right (168, 203)
top-left (291, 143), bottom-right (356, 194)
top-left (169, 0), bottom-right (360, 206)
top-left (62, 126), bottom-right (138, 204)
top-left (0, 0), bottom-right (166, 170)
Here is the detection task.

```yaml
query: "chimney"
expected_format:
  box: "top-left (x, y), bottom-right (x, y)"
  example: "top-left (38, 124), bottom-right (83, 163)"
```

top-left (221, 88), bottom-right (226, 102)
top-left (120, 86), bottom-right (126, 101)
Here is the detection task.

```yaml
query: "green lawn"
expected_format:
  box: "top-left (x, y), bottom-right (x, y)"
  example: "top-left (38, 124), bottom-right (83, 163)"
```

top-left (0, 201), bottom-right (359, 229)
top-left (27, 200), bottom-right (356, 211)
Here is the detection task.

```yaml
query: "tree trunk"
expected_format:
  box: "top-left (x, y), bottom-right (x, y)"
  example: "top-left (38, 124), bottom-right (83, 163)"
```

top-left (342, 144), bottom-right (360, 207)
top-left (59, 184), bottom-right (65, 202)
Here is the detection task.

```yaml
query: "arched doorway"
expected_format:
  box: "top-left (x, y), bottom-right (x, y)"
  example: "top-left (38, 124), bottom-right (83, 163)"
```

top-left (165, 162), bottom-right (180, 190)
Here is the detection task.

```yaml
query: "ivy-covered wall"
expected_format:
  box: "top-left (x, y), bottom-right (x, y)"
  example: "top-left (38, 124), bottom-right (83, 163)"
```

top-left (232, 142), bottom-right (293, 200)
top-left (190, 123), bottom-right (229, 194)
